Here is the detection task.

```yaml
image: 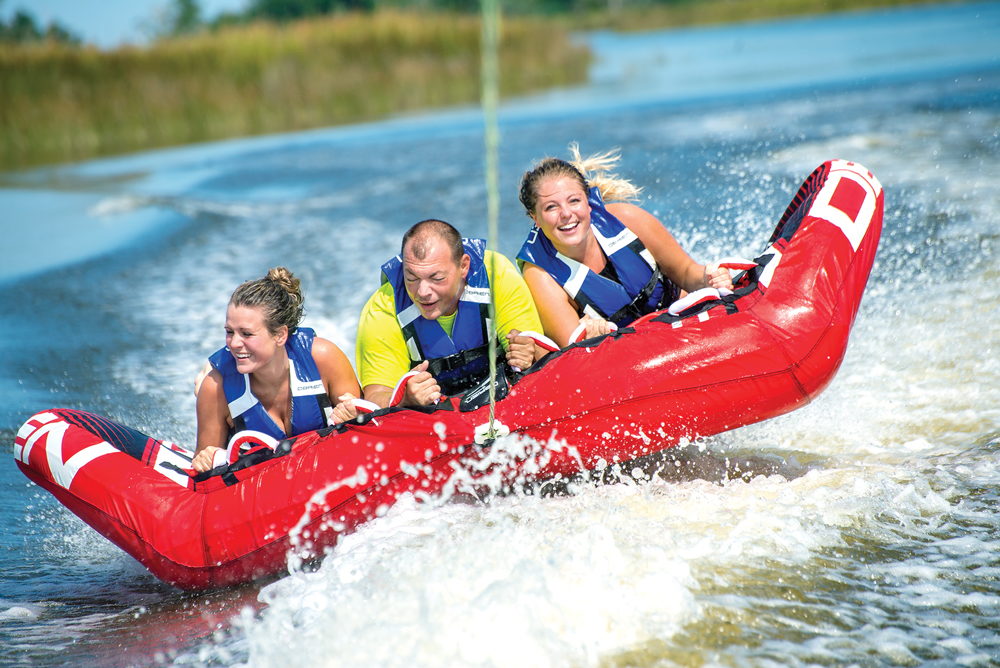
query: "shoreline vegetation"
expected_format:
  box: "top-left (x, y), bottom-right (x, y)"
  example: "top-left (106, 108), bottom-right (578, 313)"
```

top-left (0, 0), bottom-right (958, 172)
top-left (1, 11), bottom-right (590, 172)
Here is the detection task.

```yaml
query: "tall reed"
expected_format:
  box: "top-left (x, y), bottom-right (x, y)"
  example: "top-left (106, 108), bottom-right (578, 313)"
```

top-left (558, 0), bottom-right (955, 31)
top-left (0, 10), bottom-right (590, 170)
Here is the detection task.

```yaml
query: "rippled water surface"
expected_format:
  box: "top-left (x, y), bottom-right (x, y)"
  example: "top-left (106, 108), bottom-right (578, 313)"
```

top-left (1, 3), bottom-right (998, 666)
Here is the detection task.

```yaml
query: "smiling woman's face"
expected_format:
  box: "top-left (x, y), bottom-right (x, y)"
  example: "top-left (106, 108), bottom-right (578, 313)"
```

top-left (224, 303), bottom-right (286, 374)
top-left (532, 175), bottom-right (593, 253)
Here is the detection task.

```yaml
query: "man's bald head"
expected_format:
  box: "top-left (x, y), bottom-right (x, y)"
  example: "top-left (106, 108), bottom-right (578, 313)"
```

top-left (401, 219), bottom-right (464, 264)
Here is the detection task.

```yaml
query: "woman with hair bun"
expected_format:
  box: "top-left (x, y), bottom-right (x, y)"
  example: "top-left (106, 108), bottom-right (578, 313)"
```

top-left (516, 143), bottom-right (734, 347)
top-left (191, 267), bottom-right (360, 473)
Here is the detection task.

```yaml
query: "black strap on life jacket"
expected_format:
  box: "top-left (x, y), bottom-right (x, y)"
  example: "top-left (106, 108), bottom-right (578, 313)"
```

top-left (606, 266), bottom-right (677, 326)
top-left (421, 340), bottom-right (506, 396)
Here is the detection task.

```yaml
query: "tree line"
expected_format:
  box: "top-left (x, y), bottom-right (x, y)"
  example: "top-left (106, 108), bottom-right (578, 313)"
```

top-left (216, 0), bottom-right (659, 24)
top-left (179, 0), bottom-right (695, 38)
top-left (2, 0), bottom-right (943, 46)
top-left (0, 1), bottom-right (80, 44)
top-left (0, 0), bottom-right (671, 44)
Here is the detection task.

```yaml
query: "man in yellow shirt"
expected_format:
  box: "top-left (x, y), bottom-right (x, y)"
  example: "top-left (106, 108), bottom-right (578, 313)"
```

top-left (339, 219), bottom-right (546, 414)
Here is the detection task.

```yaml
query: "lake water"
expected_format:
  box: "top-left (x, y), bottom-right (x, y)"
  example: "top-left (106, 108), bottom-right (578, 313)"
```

top-left (1, 2), bottom-right (998, 665)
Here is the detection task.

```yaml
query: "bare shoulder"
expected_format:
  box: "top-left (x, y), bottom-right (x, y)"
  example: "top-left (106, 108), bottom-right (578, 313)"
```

top-left (311, 336), bottom-right (335, 354)
top-left (199, 367), bottom-right (224, 392)
top-left (606, 201), bottom-right (647, 216)
top-left (606, 201), bottom-right (662, 230)
top-left (311, 336), bottom-right (349, 362)
top-left (522, 261), bottom-right (576, 310)
top-left (196, 368), bottom-right (227, 411)
top-left (522, 261), bottom-right (559, 290)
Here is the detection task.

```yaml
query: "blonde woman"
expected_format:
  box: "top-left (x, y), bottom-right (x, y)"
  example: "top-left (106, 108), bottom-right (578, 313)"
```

top-left (516, 144), bottom-right (733, 347)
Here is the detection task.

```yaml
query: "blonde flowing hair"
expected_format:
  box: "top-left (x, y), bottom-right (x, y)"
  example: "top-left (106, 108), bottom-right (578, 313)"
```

top-left (519, 142), bottom-right (641, 215)
top-left (567, 142), bottom-right (642, 203)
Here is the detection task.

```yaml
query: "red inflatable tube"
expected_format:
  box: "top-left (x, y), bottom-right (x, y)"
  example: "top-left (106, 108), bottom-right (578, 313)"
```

top-left (13, 160), bottom-right (883, 590)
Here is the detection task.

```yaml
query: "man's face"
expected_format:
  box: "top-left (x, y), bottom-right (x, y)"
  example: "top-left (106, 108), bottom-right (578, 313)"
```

top-left (402, 237), bottom-right (470, 321)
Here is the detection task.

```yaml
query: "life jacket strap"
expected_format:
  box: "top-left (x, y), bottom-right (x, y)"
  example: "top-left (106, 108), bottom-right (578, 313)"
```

top-left (607, 266), bottom-right (671, 325)
top-left (422, 342), bottom-right (492, 375)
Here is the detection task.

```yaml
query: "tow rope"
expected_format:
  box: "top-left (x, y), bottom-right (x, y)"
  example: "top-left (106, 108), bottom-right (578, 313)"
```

top-left (476, 0), bottom-right (508, 445)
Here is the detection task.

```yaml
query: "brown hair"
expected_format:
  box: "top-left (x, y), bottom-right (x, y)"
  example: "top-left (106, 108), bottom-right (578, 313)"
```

top-left (519, 142), bottom-right (641, 216)
top-left (230, 266), bottom-right (304, 335)
top-left (401, 219), bottom-right (463, 264)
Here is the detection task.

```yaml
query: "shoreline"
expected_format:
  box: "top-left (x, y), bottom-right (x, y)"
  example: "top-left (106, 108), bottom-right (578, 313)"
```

top-left (0, 10), bottom-right (588, 172)
top-left (0, 0), bottom-right (972, 173)
top-left (2, 0), bottom-right (994, 289)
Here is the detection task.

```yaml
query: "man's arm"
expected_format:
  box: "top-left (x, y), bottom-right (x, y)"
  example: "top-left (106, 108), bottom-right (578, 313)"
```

top-left (354, 285), bottom-right (440, 407)
top-left (362, 360), bottom-right (440, 408)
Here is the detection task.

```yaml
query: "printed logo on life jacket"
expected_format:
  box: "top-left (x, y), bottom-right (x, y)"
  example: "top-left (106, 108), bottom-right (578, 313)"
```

top-left (292, 379), bottom-right (325, 396)
top-left (597, 226), bottom-right (635, 256)
top-left (462, 286), bottom-right (491, 304)
top-left (812, 160), bottom-right (883, 252)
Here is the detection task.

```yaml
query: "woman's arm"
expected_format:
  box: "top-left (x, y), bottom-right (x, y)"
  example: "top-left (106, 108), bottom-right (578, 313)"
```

top-left (314, 337), bottom-right (367, 423)
top-left (193, 369), bottom-right (230, 472)
top-left (312, 337), bottom-right (362, 401)
top-left (522, 262), bottom-right (590, 348)
top-left (608, 202), bottom-right (730, 293)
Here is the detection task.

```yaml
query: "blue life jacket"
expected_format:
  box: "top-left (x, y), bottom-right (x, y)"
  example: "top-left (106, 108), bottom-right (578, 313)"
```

top-left (209, 327), bottom-right (333, 440)
top-left (517, 187), bottom-right (678, 327)
top-left (381, 238), bottom-right (500, 395)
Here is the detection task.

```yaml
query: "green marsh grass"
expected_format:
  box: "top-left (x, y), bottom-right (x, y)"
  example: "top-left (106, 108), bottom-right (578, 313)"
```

top-left (2, 0), bottom-right (950, 170)
top-left (0, 10), bottom-right (589, 170)
top-left (558, 0), bottom-right (962, 31)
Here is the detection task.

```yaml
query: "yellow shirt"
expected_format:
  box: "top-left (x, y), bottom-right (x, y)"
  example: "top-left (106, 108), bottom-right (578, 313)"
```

top-left (356, 250), bottom-right (542, 390)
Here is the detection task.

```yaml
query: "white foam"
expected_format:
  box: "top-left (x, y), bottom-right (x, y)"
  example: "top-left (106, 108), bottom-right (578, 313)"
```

top-left (0, 604), bottom-right (41, 621)
top-left (220, 451), bottom-right (961, 667)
